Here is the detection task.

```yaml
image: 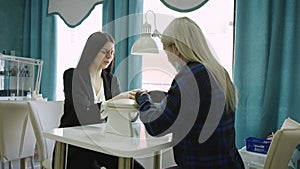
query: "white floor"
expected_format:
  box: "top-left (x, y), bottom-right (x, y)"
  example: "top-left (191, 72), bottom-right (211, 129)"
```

top-left (1, 148), bottom-right (176, 169)
top-left (1, 148), bottom-right (40, 169)
top-left (0, 158), bottom-right (40, 169)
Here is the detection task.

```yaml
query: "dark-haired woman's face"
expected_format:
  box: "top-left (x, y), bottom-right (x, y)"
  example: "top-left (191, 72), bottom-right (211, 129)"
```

top-left (92, 42), bottom-right (115, 71)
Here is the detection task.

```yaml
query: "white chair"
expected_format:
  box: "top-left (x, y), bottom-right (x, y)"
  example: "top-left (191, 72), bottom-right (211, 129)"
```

top-left (0, 101), bottom-right (35, 169)
top-left (27, 101), bottom-right (64, 169)
top-left (240, 118), bottom-right (300, 169)
top-left (263, 118), bottom-right (300, 169)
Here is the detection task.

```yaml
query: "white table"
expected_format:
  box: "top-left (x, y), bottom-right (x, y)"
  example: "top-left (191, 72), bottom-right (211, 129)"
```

top-left (43, 122), bottom-right (172, 169)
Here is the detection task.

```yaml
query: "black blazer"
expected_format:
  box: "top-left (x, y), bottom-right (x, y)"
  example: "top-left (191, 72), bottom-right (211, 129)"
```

top-left (59, 68), bottom-right (121, 127)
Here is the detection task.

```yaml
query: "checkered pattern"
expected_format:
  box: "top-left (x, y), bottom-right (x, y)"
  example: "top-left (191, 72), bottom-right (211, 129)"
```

top-left (137, 62), bottom-right (244, 169)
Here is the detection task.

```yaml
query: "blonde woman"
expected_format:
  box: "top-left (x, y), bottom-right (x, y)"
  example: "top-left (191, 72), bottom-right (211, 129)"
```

top-left (135, 17), bottom-right (244, 169)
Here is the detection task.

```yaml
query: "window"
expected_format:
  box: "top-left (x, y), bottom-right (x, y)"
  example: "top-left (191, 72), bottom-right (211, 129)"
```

top-left (55, 1), bottom-right (234, 100)
top-left (142, 0), bottom-right (234, 91)
top-left (56, 4), bottom-right (102, 100)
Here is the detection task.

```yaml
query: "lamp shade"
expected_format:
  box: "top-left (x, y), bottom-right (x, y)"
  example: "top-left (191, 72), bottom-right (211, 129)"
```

top-left (131, 36), bottom-right (159, 55)
top-left (131, 10), bottom-right (161, 55)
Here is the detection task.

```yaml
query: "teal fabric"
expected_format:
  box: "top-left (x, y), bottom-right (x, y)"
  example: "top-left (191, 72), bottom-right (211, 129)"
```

top-left (234, 0), bottom-right (300, 148)
top-left (102, 0), bottom-right (143, 91)
top-left (0, 0), bottom-right (25, 55)
top-left (23, 0), bottom-right (57, 101)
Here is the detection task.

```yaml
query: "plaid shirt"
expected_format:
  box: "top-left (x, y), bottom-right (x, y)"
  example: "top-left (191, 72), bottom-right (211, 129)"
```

top-left (138, 62), bottom-right (244, 169)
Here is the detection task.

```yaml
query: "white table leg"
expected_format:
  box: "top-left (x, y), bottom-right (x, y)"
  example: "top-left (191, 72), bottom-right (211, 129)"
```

top-left (54, 142), bottom-right (67, 169)
top-left (118, 157), bottom-right (133, 169)
top-left (153, 150), bottom-right (162, 169)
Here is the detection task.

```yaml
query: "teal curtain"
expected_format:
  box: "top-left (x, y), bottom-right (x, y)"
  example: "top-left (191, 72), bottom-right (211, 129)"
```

top-left (102, 0), bottom-right (143, 91)
top-left (23, 0), bottom-right (57, 100)
top-left (234, 0), bottom-right (300, 148)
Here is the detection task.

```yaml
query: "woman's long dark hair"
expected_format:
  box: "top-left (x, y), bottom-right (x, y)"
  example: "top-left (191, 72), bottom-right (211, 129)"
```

top-left (76, 32), bottom-right (115, 72)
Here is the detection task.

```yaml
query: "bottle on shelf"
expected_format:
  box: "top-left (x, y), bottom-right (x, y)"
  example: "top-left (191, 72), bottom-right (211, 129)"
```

top-left (26, 91), bottom-right (32, 100)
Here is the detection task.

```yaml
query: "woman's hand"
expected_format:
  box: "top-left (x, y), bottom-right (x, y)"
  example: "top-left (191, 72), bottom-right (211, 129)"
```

top-left (112, 89), bottom-right (145, 100)
top-left (135, 90), bottom-right (152, 111)
top-left (128, 89), bottom-right (141, 99)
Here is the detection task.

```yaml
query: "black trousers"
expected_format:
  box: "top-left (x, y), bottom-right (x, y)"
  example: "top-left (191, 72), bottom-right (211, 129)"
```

top-left (53, 145), bottom-right (144, 169)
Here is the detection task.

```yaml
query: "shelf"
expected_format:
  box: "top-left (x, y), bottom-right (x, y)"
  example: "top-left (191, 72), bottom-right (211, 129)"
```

top-left (0, 54), bottom-right (43, 99)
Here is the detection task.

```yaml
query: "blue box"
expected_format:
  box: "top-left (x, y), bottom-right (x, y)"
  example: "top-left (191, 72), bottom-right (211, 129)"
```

top-left (245, 137), bottom-right (272, 154)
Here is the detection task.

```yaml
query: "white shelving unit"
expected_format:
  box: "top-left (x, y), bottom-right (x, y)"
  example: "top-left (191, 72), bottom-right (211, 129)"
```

top-left (0, 54), bottom-right (43, 100)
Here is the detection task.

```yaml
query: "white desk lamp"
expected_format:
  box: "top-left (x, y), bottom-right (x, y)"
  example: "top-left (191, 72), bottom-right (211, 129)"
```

top-left (131, 10), bottom-right (161, 55)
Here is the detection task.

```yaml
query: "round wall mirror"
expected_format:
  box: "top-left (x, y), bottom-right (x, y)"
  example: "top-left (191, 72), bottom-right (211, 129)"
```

top-left (160, 0), bottom-right (209, 12)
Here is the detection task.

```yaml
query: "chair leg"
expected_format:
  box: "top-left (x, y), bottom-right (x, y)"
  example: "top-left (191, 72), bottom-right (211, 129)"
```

top-left (1, 161), bottom-right (5, 169)
top-left (30, 157), bottom-right (34, 169)
top-left (8, 161), bottom-right (12, 169)
top-left (20, 158), bottom-right (26, 169)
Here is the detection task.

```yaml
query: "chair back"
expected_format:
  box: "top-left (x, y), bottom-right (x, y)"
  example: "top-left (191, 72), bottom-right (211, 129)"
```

top-left (27, 101), bottom-right (64, 167)
top-left (264, 118), bottom-right (300, 169)
top-left (0, 101), bottom-right (36, 162)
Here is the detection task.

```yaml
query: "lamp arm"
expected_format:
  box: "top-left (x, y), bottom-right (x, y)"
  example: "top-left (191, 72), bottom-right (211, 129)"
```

top-left (145, 10), bottom-right (161, 38)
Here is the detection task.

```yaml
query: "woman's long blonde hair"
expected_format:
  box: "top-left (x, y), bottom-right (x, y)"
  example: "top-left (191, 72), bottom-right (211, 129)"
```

top-left (161, 17), bottom-right (236, 111)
